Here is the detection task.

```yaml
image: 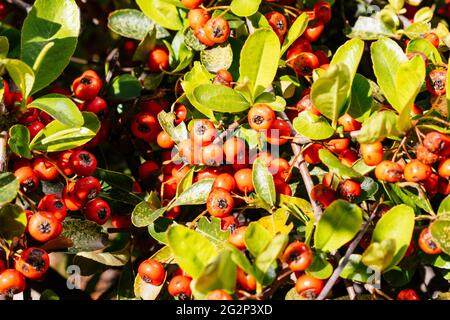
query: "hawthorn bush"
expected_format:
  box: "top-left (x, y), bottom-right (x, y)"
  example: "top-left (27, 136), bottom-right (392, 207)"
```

top-left (0, 0), bottom-right (449, 301)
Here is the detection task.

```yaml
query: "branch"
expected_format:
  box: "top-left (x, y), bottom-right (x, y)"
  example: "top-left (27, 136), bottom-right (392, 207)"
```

top-left (316, 202), bottom-right (381, 300)
top-left (6, 0), bottom-right (31, 13)
top-left (278, 111), bottom-right (323, 221)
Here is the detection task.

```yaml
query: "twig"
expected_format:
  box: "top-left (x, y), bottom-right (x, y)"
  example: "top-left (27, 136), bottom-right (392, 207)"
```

top-left (316, 201), bottom-right (382, 300)
top-left (278, 111), bottom-right (323, 221)
top-left (260, 267), bottom-right (293, 299)
top-left (6, 0), bottom-right (31, 13)
top-left (0, 130), bottom-right (8, 172)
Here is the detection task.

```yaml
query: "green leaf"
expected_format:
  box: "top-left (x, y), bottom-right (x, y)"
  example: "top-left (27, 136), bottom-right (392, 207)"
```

top-left (406, 38), bottom-right (442, 64)
top-left (95, 168), bottom-right (134, 191)
top-left (357, 110), bottom-right (402, 144)
top-left (255, 233), bottom-right (288, 276)
top-left (404, 21), bottom-right (430, 39)
top-left (30, 112), bottom-right (100, 152)
top-left (371, 204), bottom-right (415, 271)
top-left (244, 222), bottom-right (273, 257)
top-left (132, 201), bottom-right (165, 228)
top-left (239, 28), bottom-right (280, 100)
top-left (387, 183), bottom-right (434, 215)
top-left (192, 84), bottom-right (250, 113)
top-left (254, 93), bottom-right (286, 112)
top-left (197, 217), bottom-right (231, 250)
top-left (108, 74), bottom-right (141, 100)
top-left (370, 38), bottom-right (408, 111)
top-left (340, 254), bottom-right (375, 283)
top-left (280, 13), bottom-right (308, 55)
top-left (253, 157), bottom-right (276, 207)
top-left (157, 111), bottom-right (189, 144)
top-left (28, 94), bottom-right (83, 127)
top-left (293, 111), bottom-right (335, 140)
top-left (396, 56), bottom-right (426, 132)
top-left (306, 254), bottom-right (333, 279)
top-left (182, 62), bottom-right (215, 119)
top-left (0, 204), bottom-right (26, 244)
top-left (348, 16), bottom-right (396, 40)
top-left (362, 238), bottom-right (396, 271)
top-left (383, 265), bottom-right (416, 288)
top-left (136, 0), bottom-right (183, 31)
top-left (169, 179), bottom-right (214, 209)
top-left (257, 208), bottom-right (293, 236)
top-left (132, 28), bottom-right (157, 62)
top-left (167, 225), bottom-right (218, 279)
top-left (413, 6), bottom-right (433, 23)
top-left (21, 0), bottom-right (80, 94)
top-left (4, 58), bottom-right (34, 99)
top-left (201, 44), bottom-right (233, 73)
top-left (0, 36), bottom-right (9, 58)
top-left (61, 218), bottom-right (110, 253)
top-left (176, 166), bottom-right (194, 196)
top-left (74, 247), bottom-right (130, 273)
top-left (319, 149), bottom-right (362, 179)
top-left (40, 290), bottom-right (60, 300)
top-left (170, 31), bottom-right (194, 73)
top-left (347, 74), bottom-right (373, 122)
top-left (148, 217), bottom-right (176, 244)
top-left (314, 200), bottom-right (363, 252)
top-left (8, 124), bottom-right (32, 159)
top-left (447, 63), bottom-right (450, 121)
top-left (438, 195), bottom-right (450, 215)
top-left (0, 173), bottom-right (19, 207)
top-left (330, 38), bottom-right (365, 81)
top-left (230, 0), bottom-right (261, 17)
top-left (194, 251), bottom-right (237, 294)
top-left (108, 9), bottom-right (169, 41)
top-left (117, 262), bottom-right (136, 300)
top-left (430, 216), bottom-right (450, 255)
top-left (228, 245), bottom-right (260, 282)
top-left (311, 63), bottom-right (352, 127)
top-left (134, 274), bottom-right (164, 300)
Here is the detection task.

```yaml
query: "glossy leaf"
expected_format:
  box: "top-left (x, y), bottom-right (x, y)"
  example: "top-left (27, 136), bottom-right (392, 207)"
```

top-left (182, 62), bottom-right (215, 119)
top-left (330, 38), bottom-right (365, 81)
top-left (169, 179), bottom-right (214, 209)
top-left (255, 234), bottom-right (288, 275)
top-left (134, 274), bottom-right (164, 300)
top-left (29, 94), bottom-right (83, 127)
top-left (257, 208), bottom-right (293, 236)
top-left (132, 28), bottom-right (157, 62)
top-left (280, 13), bottom-right (308, 55)
top-left (347, 74), bottom-right (373, 122)
top-left (109, 74), bottom-right (141, 100)
top-left (136, 0), bottom-right (183, 31)
top-left (230, 0), bottom-right (261, 17)
top-left (371, 38), bottom-right (408, 112)
top-left (438, 196), bottom-right (450, 215)
top-left (406, 38), bottom-right (442, 64)
top-left (30, 112), bottom-right (100, 152)
top-left (362, 239), bottom-right (396, 271)
top-left (194, 251), bottom-right (237, 294)
top-left (253, 157), bottom-right (276, 207)
top-left (0, 173), bottom-right (19, 207)
top-left (319, 149), bottom-right (362, 179)
top-left (4, 58), bottom-right (34, 99)
top-left (340, 254), bottom-right (375, 283)
top-left (239, 28), bottom-right (280, 100)
top-left (21, 0), bottom-right (80, 94)
top-left (8, 124), bottom-right (32, 159)
top-left (311, 63), bottom-right (352, 127)
top-left (167, 225), bottom-right (217, 279)
top-left (157, 111), bottom-right (189, 144)
top-left (0, 204), bottom-right (25, 244)
top-left (357, 110), bottom-right (402, 144)
top-left (201, 44), bottom-right (233, 73)
top-left (306, 254), bottom-right (333, 279)
top-left (244, 222), bottom-right (273, 257)
top-left (371, 204), bottom-right (415, 271)
top-left (314, 200), bottom-right (363, 252)
top-left (148, 217), bottom-right (176, 244)
top-left (293, 111), bottom-right (335, 140)
top-left (192, 84), bottom-right (250, 113)
top-left (197, 217), bottom-right (231, 250)
top-left (430, 216), bottom-right (450, 256)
